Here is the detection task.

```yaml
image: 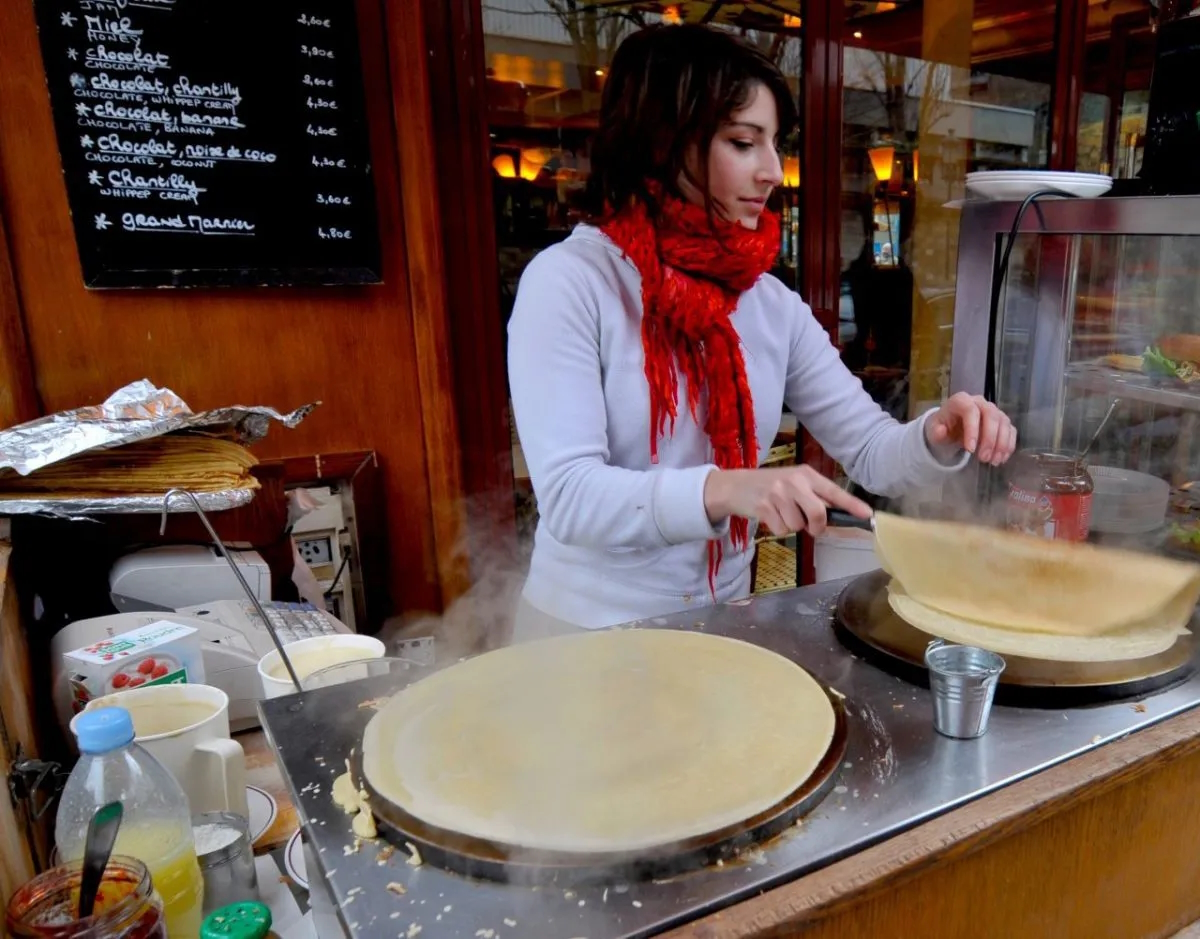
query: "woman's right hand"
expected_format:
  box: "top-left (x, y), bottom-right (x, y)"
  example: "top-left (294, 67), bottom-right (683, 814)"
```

top-left (704, 465), bottom-right (873, 537)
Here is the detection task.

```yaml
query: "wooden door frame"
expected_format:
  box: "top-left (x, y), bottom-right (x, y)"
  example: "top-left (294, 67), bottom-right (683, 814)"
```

top-left (798, 0), bottom-right (845, 587)
top-left (0, 208), bottom-right (40, 430)
top-left (1049, 0), bottom-right (1089, 170)
top-left (414, 0), bottom-right (519, 588)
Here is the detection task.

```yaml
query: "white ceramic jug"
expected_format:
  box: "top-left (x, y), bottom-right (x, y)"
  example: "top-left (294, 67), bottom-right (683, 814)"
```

top-left (74, 682), bottom-right (248, 818)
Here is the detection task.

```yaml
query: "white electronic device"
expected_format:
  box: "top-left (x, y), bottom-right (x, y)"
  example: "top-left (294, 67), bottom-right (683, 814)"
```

top-left (51, 600), bottom-right (351, 736)
top-left (109, 545), bottom-right (271, 611)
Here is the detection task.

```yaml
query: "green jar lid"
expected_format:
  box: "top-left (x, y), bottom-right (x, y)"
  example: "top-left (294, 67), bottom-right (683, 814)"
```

top-left (200, 901), bottom-right (274, 939)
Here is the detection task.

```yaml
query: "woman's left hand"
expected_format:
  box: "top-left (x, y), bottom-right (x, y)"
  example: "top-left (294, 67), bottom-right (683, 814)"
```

top-left (925, 392), bottom-right (1017, 466)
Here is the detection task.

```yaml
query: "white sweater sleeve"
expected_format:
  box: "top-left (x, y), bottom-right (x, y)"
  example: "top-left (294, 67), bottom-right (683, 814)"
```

top-left (508, 251), bottom-right (725, 549)
top-left (784, 297), bottom-right (967, 497)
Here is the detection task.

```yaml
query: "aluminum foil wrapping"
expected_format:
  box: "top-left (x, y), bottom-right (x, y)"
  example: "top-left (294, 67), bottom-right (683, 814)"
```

top-left (0, 488), bottom-right (254, 518)
top-left (0, 379), bottom-right (317, 517)
top-left (0, 379), bottom-right (317, 477)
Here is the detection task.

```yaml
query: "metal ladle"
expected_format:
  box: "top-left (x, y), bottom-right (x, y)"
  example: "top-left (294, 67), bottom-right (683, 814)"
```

top-left (159, 488), bottom-right (303, 692)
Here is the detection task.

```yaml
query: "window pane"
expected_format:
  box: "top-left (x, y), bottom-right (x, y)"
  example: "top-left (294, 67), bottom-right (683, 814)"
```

top-left (1076, 1), bottom-right (1155, 177)
top-left (841, 0), bottom-right (1057, 427)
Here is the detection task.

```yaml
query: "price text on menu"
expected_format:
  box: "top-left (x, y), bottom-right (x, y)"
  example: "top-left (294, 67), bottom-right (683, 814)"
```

top-left (33, 0), bottom-right (382, 288)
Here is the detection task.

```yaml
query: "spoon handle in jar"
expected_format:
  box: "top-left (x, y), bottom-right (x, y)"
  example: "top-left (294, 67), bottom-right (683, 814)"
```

top-left (79, 801), bottom-right (123, 920)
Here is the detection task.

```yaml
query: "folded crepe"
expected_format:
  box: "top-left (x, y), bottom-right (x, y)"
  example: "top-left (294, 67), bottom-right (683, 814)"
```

top-left (0, 434), bottom-right (259, 498)
top-left (873, 512), bottom-right (1200, 638)
top-left (887, 580), bottom-right (1187, 662)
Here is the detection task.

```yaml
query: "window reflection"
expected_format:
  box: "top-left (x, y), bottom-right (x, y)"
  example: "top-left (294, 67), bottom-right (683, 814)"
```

top-left (1076, 2), bottom-right (1155, 177)
top-left (484, 2), bottom-right (805, 320)
top-left (841, 1), bottom-right (1057, 423)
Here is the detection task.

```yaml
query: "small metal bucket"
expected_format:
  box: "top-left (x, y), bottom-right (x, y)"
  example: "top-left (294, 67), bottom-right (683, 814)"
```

top-left (924, 640), bottom-right (1006, 739)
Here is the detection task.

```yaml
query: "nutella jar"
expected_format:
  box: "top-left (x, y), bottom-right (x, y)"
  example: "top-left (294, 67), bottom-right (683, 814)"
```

top-left (1005, 449), bottom-right (1094, 542)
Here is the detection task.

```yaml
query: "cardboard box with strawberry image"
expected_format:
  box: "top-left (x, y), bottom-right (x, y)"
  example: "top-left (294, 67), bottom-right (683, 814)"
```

top-left (64, 620), bottom-right (207, 715)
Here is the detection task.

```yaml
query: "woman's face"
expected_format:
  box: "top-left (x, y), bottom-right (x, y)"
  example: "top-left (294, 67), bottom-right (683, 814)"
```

top-left (680, 82), bottom-right (784, 229)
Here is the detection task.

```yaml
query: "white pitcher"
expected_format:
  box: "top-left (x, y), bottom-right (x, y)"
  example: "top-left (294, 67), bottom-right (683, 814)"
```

top-left (74, 682), bottom-right (248, 818)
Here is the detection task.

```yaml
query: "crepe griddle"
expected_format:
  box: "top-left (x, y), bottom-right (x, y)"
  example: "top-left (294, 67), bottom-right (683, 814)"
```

top-left (353, 683), bottom-right (848, 886)
top-left (835, 570), bottom-right (1194, 707)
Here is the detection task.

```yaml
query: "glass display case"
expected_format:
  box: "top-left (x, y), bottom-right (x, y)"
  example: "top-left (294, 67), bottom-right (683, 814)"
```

top-left (951, 195), bottom-right (1200, 556)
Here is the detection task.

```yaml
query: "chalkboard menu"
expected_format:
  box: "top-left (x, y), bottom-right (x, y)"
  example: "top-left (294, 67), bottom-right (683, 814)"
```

top-left (33, 0), bottom-right (383, 288)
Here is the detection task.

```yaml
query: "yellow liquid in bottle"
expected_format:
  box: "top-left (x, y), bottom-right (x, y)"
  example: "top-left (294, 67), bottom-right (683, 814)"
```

top-left (110, 825), bottom-right (204, 938)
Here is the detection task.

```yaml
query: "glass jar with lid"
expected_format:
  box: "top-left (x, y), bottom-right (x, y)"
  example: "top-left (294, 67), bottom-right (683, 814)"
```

top-left (5, 855), bottom-right (166, 939)
top-left (1006, 449), bottom-right (1095, 542)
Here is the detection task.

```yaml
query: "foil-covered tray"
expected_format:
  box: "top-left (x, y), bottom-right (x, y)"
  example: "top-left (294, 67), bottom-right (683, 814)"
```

top-left (0, 489), bottom-right (255, 518)
top-left (0, 380), bottom-right (317, 517)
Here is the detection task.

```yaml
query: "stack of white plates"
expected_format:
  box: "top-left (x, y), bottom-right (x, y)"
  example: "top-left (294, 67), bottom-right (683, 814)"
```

top-left (1089, 465), bottom-right (1169, 534)
top-left (965, 170), bottom-right (1113, 201)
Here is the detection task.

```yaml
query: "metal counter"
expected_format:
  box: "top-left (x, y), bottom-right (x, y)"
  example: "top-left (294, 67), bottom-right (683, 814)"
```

top-left (257, 577), bottom-right (1200, 938)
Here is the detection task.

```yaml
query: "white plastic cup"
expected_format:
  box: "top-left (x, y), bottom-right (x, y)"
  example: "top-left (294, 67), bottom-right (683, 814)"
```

top-left (257, 634), bottom-right (386, 699)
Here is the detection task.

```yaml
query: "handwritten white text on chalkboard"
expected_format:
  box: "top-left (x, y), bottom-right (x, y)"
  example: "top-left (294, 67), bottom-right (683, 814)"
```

top-left (180, 111), bottom-right (246, 130)
top-left (85, 44), bottom-right (170, 71)
top-left (77, 1), bottom-right (177, 15)
top-left (121, 211), bottom-right (255, 235)
top-left (172, 76), bottom-right (242, 105)
top-left (180, 143), bottom-right (277, 162)
top-left (88, 101), bottom-right (173, 124)
top-left (97, 132), bottom-right (175, 155)
top-left (94, 168), bottom-right (204, 199)
top-left (84, 16), bottom-right (143, 42)
top-left (88, 72), bottom-right (166, 94)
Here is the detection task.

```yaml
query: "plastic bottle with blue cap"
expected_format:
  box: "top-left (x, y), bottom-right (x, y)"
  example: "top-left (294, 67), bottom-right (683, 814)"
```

top-left (58, 706), bottom-right (205, 938)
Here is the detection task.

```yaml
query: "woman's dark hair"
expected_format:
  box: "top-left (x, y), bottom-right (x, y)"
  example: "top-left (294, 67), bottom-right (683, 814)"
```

top-left (581, 24), bottom-right (798, 219)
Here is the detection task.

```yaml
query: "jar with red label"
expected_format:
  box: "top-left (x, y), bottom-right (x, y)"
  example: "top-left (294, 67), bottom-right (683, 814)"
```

top-left (5, 856), bottom-right (166, 939)
top-left (1005, 449), bottom-right (1094, 542)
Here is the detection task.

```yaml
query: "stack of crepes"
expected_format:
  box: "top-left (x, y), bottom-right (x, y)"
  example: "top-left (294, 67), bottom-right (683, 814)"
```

top-left (874, 512), bottom-right (1200, 662)
top-left (0, 433), bottom-right (259, 500)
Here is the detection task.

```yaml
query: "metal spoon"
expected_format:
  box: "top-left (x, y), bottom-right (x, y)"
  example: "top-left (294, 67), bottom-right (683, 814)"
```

top-left (1079, 398), bottom-right (1121, 461)
top-left (78, 801), bottom-right (123, 920)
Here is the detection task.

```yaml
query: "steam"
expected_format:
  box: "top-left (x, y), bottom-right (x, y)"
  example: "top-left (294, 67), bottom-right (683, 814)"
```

top-left (378, 488), bottom-right (535, 660)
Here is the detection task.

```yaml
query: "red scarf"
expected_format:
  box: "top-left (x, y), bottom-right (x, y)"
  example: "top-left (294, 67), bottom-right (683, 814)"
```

top-left (601, 189), bottom-right (780, 594)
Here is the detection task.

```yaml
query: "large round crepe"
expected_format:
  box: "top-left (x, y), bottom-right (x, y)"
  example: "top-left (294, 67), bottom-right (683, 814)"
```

top-left (873, 512), bottom-right (1200, 636)
top-left (887, 581), bottom-right (1188, 662)
top-left (361, 629), bottom-right (835, 854)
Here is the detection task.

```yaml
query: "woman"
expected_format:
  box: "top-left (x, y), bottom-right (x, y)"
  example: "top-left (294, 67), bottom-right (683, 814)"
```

top-left (507, 24), bottom-right (1015, 639)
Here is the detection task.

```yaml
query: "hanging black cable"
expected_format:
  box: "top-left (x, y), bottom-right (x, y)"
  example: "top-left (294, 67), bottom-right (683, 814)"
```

top-left (982, 188), bottom-right (1079, 405)
top-left (976, 187), bottom-right (1080, 504)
